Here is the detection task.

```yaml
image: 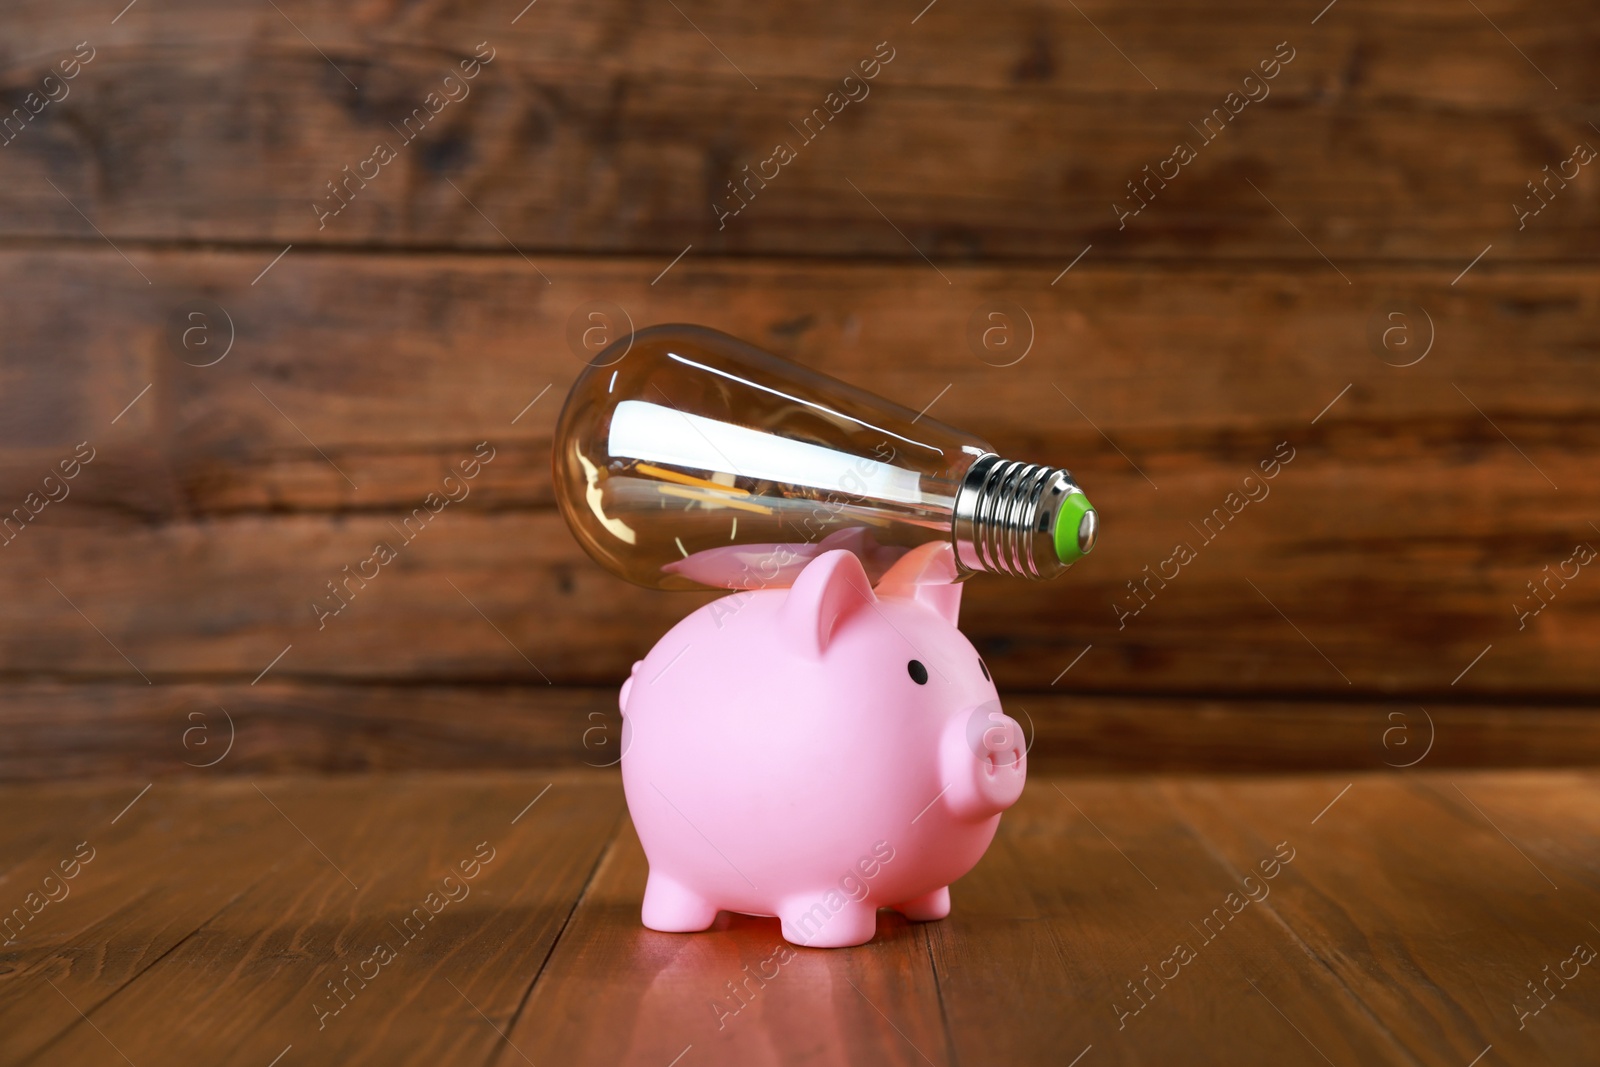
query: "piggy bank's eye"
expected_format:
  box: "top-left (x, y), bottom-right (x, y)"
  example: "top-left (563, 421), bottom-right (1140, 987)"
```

top-left (979, 657), bottom-right (991, 681)
top-left (907, 660), bottom-right (929, 685)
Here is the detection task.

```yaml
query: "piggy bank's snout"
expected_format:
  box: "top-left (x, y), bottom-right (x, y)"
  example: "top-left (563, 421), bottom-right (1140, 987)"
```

top-left (940, 704), bottom-right (1028, 820)
top-left (981, 736), bottom-right (1025, 779)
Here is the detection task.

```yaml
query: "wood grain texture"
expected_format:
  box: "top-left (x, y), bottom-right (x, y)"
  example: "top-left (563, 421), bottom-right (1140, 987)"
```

top-left (1, 250), bottom-right (1596, 699)
top-left (1159, 772), bottom-right (1600, 1063)
top-left (9, 251), bottom-right (1598, 519)
top-left (615, 0), bottom-right (1591, 107)
top-left (1, 0), bottom-right (1597, 763)
top-left (3, 770), bottom-right (1596, 1065)
top-left (499, 817), bottom-right (953, 1065)
top-left (0, 2), bottom-right (1594, 258)
top-left (6, 683), bottom-right (1600, 781)
top-left (0, 784), bottom-right (286, 1063)
top-left (928, 770), bottom-right (1600, 1064)
top-left (4, 772), bottom-right (624, 1067)
top-left (0, 682), bottom-right (612, 780)
top-left (3, 0), bottom-right (1591, 101)
top-left (928, 778), bottom-right (1417, 1063)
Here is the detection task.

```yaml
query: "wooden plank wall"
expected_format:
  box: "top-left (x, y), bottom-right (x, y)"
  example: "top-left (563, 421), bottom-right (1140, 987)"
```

top-left (1, 0), bottom-right (1596, 775)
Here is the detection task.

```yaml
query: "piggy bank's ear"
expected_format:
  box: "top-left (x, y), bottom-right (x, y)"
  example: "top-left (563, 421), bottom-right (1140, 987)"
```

top-left (875, 542), bottom-right (961, 626)
top-left (781, 549), bottom-right (877, 657)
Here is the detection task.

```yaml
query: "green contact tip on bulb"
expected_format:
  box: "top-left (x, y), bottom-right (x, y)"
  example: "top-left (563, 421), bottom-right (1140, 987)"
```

top-left (1053, 493), bottom-right (1097, 565)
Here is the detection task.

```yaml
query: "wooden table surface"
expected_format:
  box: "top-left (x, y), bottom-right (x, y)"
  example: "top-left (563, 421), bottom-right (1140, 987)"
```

top-left (3, 769), bottom-right (1596, 1066)
top-left (3, 4), bottom-right (1596, 1064)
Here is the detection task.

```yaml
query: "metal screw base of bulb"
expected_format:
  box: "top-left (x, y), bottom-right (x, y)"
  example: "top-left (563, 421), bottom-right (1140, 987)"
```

top-left (952, 454), bottom-right (1096, 580)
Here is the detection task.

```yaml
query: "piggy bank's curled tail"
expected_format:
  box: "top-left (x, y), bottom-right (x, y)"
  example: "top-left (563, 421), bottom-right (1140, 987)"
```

top-left (618, 660), bottom-right (642, 716)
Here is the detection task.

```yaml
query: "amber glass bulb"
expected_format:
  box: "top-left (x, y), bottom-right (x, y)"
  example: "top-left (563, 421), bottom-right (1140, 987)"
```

top-left (552, 325), bottom-right (1097, 591)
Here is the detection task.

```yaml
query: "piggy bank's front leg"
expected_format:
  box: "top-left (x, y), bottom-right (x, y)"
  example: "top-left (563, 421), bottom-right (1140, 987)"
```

top-left (778, 894), bottom-right (878, 948)
top-left (641, 870), bottom-right (720, 932)
top-left (892, 886), bottom-right (951, 922)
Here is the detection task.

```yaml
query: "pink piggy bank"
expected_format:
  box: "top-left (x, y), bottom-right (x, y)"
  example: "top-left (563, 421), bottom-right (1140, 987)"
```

top-left (618, 541), bottom-right (1027, 948)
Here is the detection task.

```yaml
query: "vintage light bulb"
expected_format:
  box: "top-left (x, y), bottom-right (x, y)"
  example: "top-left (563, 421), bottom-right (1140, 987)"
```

top-left (552, 325), bottom-right (1097, 591)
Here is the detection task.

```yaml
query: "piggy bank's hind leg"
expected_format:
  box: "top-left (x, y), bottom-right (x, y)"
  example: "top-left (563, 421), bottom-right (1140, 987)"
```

top-left (778, 895), bottom-right (877, 948)
top-left (641, 870), bottom-right (720, 932)
top-left (892, 886), bottom-right (951, 922)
